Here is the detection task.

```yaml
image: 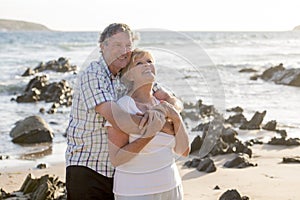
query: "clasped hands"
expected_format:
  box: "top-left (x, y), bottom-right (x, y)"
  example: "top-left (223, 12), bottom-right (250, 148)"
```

top-left (139, 101), bottom-right (181, 138)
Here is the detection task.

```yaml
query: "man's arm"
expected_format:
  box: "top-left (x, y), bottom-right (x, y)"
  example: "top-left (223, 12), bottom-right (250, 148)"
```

top-left (107, 126), bottom-right (154, 167)
top-left (96, 101), bottom-right (141, 133)
top-left (95, 101), bottom-right (166, 137)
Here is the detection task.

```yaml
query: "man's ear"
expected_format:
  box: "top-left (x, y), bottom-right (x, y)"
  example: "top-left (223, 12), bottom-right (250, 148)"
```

top-left (100, 43), bottom-right (104, 51)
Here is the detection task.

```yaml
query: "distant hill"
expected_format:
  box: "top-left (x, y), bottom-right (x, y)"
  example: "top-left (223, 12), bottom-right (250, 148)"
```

top-left (0, 19), bottom-right (51, 31)
top-left (293, 25), bottom-right (300, 31)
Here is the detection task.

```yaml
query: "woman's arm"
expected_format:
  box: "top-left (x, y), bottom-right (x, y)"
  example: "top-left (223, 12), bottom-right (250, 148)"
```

top-left (107, 126), bottom-right (154, 167)
top-left (172, 117), bottom-right (190, 157)
top-left (159, 102), bottom-right (190, 157)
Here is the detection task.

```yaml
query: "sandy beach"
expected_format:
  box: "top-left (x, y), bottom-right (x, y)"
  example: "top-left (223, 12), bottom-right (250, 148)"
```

top-left (1, 144), bottom-right (299, 199)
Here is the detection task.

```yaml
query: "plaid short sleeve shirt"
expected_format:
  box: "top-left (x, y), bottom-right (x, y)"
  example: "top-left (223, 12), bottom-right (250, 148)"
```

top-left (65, 53), bottom-right (122, 177)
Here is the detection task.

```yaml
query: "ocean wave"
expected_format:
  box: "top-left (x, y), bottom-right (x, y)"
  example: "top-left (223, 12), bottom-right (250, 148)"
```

top-left (0, 83), bottom-right (25, 94)
top-left (57, 42), bottom-right (95, 51)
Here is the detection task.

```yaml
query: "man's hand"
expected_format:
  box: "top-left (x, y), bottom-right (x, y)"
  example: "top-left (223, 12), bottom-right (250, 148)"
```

top-left (139, 109), bottom-right (166, 138)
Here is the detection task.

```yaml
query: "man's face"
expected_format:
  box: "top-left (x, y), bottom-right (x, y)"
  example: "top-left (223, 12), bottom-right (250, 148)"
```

top-left (101, 32), bottom-right (133, 75)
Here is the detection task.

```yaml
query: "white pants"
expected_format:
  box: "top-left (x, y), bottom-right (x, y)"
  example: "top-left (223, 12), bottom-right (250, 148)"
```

top-left (114, 184), bottom-right (183, 200)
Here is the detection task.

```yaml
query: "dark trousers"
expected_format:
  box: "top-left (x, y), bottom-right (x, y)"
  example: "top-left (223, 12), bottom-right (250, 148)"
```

top-left (66, 166), bottom-right (114, 200)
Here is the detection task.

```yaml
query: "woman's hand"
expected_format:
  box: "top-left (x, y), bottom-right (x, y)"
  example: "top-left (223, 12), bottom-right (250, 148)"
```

top-left (158, 101), bottom-right (181, 123)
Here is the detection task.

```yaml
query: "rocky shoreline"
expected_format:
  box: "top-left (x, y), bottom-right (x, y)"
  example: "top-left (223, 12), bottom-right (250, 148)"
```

top-left (1, 58), bottom-right (300, 199)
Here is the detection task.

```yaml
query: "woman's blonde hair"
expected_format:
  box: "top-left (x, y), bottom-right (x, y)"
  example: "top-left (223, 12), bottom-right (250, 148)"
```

top-left (120, 48), bottom-right (154, 93)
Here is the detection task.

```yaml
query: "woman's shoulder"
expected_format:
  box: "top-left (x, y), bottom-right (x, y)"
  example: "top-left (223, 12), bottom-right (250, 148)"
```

top-left (117, 95), bottom-right (134, 105)
top-left (117, 95), bottom-right (139, 114)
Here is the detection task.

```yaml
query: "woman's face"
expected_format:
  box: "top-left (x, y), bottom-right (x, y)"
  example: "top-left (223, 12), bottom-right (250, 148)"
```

top-left (127, 53), bottom-right (156, 87)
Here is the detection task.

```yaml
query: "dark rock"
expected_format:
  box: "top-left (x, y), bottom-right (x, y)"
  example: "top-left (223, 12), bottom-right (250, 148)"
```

top-left (191, 122), bottom-right (209, 132)
top-left (0, 188), bottom-right (16, 199)
top-left (262, 120), bottom-right (277, 131)
top-left (183, 101), bottom-right (197, 109)
top-left (196, 157), bottom-right (216, 173)
top-left (16, 173), bottom-right (66, 200)
top-left (209, 131), bottom-right (252, 158)
top-left (183, 160), bottom-right (193, 167)
top-left (225, 113), bottom-right (247, 126)
top-left (0, 155), bottom-right (9, 160)
top-left (214, 185), bottom-right (220, 190)
top-left (282, 157), bottom-right (300, 163)
top-left (9, 115), bottom-right (53, 144)
top-left (250, 74), bottom-right (260, 80)
top-left (22, 67), bottom-right (36, 76)
top-left (260, 63), bottom-right (285, 80)
top-left (190, 158), bottom-right (201, 168)
top-left (259, 63), bottom-right (300, 87)
top-left (226, 106), bottom-right (244, 113)
top-left (276, 129), bottom-right (287, 138)
top-left (268, 137), bottom-right (300, 146)
top-left (219, 189), bottom-right (243, 200)
top-left (39, 107), bottom-right (46, 114)
top-left (16, 75), bottom-right (73, 114)
top-left (32, 57), bottom-right (77, 73)
top-left (198, 99), bottom-right (217, 118)
top-left (223, 154), bottom-right (257, 168)
top-left (180, 110), bottom-right (201, 121)
top-left (184, 157), bottom-right (216, 173)
top-left (36, 163), bottom-right (47, 169)
top-left (239, 68), bottom-right (257, 73)
top-left (275, 68), bottom-right (300, 86)
top-left (16, 75), bottom-right (49, 103)
top-left (190, 135), bottom-right (203, 154)
top-left (221, 127), bottom-right (238, 143)
top-left (245, 138), bottom-right (264, 146)
top-left (240, 110), bottom-right (266, 130)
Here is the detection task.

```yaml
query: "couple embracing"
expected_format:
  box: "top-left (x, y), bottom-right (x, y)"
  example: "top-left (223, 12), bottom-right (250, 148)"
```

top-left (65, 23), bottom-right (190, 200)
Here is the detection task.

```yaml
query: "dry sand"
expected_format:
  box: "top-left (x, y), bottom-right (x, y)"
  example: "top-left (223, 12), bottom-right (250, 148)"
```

top-left (1, 144), bottom-right (300, 199)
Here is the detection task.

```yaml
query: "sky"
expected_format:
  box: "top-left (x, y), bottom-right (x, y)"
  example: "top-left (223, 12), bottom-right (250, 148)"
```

top-left (0, 0), bottom-right (299, 32)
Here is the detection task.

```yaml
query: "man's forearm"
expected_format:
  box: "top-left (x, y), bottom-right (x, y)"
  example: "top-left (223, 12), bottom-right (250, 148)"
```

top-left (110, 136), bottom-right (154, 167)
top-left (96, 101), bottom-right (142, 134)
top-left (96, 101), bottom-right (166, 136)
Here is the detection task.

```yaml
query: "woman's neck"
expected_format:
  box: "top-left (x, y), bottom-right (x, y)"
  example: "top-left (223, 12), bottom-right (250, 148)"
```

top-left (130, 84), bottom-right (154, 104)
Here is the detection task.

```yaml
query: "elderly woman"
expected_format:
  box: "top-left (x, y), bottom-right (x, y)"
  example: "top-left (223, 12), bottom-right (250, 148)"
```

top-left (106, 48), bottom-right (190, 200)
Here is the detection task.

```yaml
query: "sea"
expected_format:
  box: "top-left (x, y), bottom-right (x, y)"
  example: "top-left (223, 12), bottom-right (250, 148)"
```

top-left (0, 30), bottom-right (300, 168)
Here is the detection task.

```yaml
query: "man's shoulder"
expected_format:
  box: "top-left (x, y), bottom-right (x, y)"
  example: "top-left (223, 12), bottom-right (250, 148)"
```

top-left (80, 60), bottom-right (109, 77)
top-left (86, 60), bottom-right (106, 72)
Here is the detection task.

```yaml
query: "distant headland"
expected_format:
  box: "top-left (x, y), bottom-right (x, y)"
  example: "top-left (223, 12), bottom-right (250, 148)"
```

top-left (0, 19), bottom-right (51, 31)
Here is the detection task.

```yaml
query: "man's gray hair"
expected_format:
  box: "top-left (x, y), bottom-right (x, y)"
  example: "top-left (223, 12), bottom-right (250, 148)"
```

top-left (99, 23), bottom-right (134, 44)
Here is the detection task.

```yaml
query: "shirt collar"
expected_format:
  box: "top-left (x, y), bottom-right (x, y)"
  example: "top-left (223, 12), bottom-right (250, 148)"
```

top-left (99, 53), bottom-right (120, 80)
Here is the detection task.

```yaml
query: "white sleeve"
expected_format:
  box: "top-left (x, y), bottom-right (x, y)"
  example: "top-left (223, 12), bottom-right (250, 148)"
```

top-left (117, 95), bottom-right (140, 114)
top-left (104, 96), bottom-right (140, 127)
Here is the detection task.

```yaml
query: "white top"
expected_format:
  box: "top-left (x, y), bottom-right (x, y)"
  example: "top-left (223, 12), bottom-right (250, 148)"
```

top-left (106, 95), bottom-right (181, 196)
